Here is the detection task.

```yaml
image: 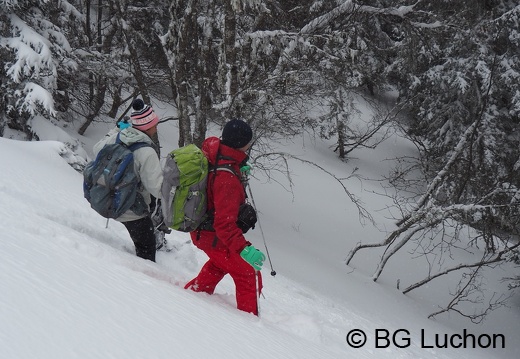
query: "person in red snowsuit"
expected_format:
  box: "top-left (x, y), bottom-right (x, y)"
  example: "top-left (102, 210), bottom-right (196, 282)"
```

top-left (185, 119), bottom-right (265, 316)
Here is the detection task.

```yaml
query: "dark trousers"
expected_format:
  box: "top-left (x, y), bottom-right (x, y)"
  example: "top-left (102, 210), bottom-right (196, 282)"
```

top-left (122, 216), bottom-right (156, 262)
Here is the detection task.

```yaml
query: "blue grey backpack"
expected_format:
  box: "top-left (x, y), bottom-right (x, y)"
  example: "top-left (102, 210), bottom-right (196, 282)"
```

top-left (83, 133), bottom-right (150, 219)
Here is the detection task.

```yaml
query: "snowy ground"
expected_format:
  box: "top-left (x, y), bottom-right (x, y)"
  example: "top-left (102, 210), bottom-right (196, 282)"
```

top-left (1, 110), bottom-right (519, 359)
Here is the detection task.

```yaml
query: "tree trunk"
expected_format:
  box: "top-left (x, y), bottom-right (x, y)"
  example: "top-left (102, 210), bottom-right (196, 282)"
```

top-left (107, 84), bottom-right (123, 118)
top-left (78, 77), bottom-right (107, 135)
top-left (85, 0), bottom-right (94, 105)
top-left (224, 0), bottom-right (238, 116)
top-left (126, 32), bottom-right (150, 104)
top-left (337, 116), bottom-right (346, 159)
top-left (176, 23), bottom-right (191, 147)
top-left (193, 1), bottom-right (213, 147)
top-left (174, 0), bottom-right (199, 147)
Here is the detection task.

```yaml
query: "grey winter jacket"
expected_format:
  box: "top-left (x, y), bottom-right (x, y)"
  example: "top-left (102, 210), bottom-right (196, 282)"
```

top-left (93, 127), bottom-right (163, 222)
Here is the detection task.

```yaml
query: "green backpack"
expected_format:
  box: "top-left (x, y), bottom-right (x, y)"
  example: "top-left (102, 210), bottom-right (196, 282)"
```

top-left (161, 144), bottom-right (210, 232)
top-left (161, 143), bottom-right (257, 233)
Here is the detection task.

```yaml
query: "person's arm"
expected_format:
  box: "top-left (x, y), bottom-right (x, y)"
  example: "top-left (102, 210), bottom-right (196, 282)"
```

top-left (136, 147), bottom-right (163, 199)
top-left (212, 172), bottom-right (249, 254)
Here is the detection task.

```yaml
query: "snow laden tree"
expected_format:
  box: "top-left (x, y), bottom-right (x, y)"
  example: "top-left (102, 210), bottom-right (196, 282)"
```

top-left (161, 0), bottom-right (201, 147)
top-left (71, 0), bottom-right (171, 137)
top-left (0, 0), bottom-right (130, 138)
top-left (160, 0), bottom-right (347, 147)
top-left (288, 1), bottom-right (408, 159)
top-left (347, 1), bottom-right (520, 321)
top-left (0, 1), bottom-right (77, 139)
top-left (160, 0), bottom-right (286, 147)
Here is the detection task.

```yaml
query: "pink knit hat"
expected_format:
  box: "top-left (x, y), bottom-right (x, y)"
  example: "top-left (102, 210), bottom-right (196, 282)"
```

top-left (130, 99), bottom-right (159, 131)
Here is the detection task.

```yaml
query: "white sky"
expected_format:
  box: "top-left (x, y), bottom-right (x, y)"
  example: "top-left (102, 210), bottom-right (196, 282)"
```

top-left (1, 99), bottom-right (519, 359)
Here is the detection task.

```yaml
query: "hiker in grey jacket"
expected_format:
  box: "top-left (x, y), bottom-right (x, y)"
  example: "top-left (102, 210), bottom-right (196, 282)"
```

top-left (93, 99), bottom-right (163, 261)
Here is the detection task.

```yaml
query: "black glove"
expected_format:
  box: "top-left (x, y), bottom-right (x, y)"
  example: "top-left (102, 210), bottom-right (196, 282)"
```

top-left (237, 203), bottom-right (257, 233)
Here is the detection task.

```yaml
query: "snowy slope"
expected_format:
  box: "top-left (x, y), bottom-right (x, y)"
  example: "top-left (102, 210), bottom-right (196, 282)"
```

top-left (0, 119), bottom-right (518, 358)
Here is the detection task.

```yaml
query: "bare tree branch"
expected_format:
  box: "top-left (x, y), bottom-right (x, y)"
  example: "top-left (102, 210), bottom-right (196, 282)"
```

top-left (253, 152), bottom-right (373, 225)
top-left (403, 241), bottom-right (520, 294)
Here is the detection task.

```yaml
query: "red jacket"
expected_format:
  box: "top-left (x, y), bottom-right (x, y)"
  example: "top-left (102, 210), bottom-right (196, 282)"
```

top-left (194, 136), bottom-right (250, 254)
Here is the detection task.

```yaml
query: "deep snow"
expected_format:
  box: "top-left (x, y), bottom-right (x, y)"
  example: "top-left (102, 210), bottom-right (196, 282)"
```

top-left (1, 110), bottom-right (518, 359)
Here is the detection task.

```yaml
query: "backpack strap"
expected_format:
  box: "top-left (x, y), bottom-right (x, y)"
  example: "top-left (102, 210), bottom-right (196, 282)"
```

top-left (210, 152), bottom-right (239, 177)
top-left (212, 164), bottom-right (238, 176)
top-left (116, 132), bottom-right (151, 152)
top-left (197, 152), bottom-right (245, 233)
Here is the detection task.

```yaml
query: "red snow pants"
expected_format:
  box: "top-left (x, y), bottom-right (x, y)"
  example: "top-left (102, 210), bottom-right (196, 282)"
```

top-left (185, 232), bottom-right (262, 315)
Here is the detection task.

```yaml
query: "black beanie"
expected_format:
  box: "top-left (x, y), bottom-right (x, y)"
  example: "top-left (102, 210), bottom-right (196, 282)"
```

top-left (221, 119), bottom-right (253, 149)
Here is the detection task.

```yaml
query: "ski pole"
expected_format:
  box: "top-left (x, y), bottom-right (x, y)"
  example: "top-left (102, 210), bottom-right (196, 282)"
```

top-left (247, 185), bottom-right (277, 277)
top-left (256, 271), bottom-right (262, 317)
